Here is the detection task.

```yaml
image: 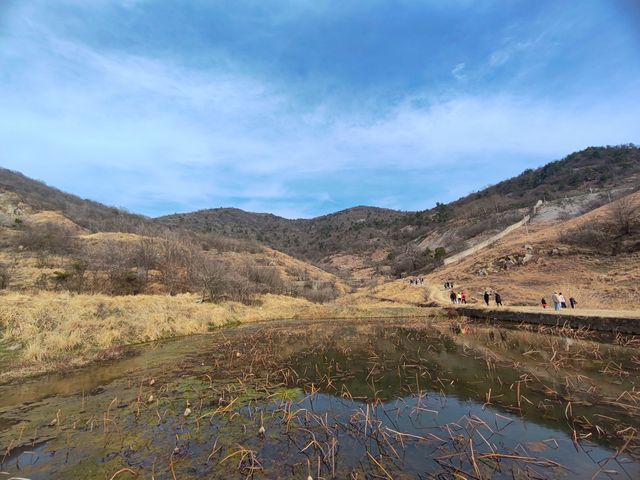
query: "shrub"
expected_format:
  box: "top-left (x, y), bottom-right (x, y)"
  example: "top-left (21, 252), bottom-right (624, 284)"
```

top-left (17, 222), bottom-right (78, 254)
top-left (295, 281), bottom-right (340, 303)
top-left (245, 265), bottom-right (285, 294)
top-left (197, 258), bottom-right (255, 304)
top-left (0, 264), bottom-right (10, 289)
top-left (559, 224), bottom-right (609, 251)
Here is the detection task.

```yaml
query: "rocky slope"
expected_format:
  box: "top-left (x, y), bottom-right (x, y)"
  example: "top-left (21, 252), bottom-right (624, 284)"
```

top-left (426, 190), bottom-right (640, 310)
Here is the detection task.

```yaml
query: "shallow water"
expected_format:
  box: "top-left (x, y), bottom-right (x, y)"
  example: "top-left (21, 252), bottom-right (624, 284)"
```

top-left (0, 318), bottom-right (638, 479)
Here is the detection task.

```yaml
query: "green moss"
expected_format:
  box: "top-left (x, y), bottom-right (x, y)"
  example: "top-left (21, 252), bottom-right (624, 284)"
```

top-left (270, 387), bottom-right (303, 401)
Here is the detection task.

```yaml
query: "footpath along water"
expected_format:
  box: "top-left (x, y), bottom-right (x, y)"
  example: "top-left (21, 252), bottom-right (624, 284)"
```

top-left (0, 318), bottom-right (638, 479)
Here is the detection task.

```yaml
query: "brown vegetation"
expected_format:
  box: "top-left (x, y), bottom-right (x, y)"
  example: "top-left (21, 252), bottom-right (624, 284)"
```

top-left (158, 145), bottom-right (640, 279)
top-left (423, 191), bottom-right (640, 310)
top-left (0, 291), bottom-right (428, 381)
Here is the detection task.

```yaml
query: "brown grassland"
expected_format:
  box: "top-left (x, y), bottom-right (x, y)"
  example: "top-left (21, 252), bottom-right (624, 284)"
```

top-left (0, 291), bottom-right (430, 383)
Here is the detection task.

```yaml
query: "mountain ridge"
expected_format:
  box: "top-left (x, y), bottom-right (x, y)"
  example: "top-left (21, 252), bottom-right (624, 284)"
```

top-left (2, 144), bottom-right (639, 281)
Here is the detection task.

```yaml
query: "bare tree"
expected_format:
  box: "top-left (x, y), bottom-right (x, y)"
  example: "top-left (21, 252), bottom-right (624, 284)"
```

top-left (134, 234), bottom-right (158, 285)
top-left (0, 263), bottom-right (10, 289)
top-left (155, 233), bottom-right (199, 295)
top-left (17, 222), bottom-right (78, 254)
top-left (611, 195), bottom-right (638, 236)
top-left (196, 257), bottom-right (254, 304)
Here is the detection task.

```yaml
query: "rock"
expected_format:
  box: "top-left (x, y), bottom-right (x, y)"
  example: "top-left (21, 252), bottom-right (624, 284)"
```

top-left (183, 407), bottom-right (191, 417)
top-left (524, 244), bottom-right (533, 251)
top-left (521, 253), bottom-right (533, 264)
top-left (477, 268), bottom-right (488, 277)
top-left (7, 343), bottom-right (22, 351)
top-left (550, 248), bottom-right (560, 256)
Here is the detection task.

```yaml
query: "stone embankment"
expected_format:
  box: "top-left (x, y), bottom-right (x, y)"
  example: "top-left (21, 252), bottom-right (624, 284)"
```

top-left (455, 307), bottom-right (640, 335)
top-left (443, 200), bottom-right (543, 266)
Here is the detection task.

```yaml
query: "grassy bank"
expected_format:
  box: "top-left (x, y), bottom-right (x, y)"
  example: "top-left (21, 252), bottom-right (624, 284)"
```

top-left (0, 291), bottom-right (433, 382)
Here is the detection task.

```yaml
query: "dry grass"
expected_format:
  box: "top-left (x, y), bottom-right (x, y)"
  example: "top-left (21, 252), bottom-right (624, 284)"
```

top-left (424, 192), bottom-right (640, 310)
top-left (0, 291), bottom-right (430, 382)
top-left (28, 211), bottom-right (87, 233)
top-left (349, 279), bottom-right (429, 305)
top-left (0, 201), bottom-right (350, 294)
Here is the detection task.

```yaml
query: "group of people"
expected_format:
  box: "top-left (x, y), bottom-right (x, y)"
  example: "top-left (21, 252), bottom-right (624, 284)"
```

top-left (449, 290), bottom-right (467, 304)
top-left (409, 277), bottom-right (425, 285)
top-left (440, 279), bottom-right (575, 312)
top-left (541, 292), bottom-right (577, 311)
top-left (484, 290), bottom-right (502, 307)
top-left (443, 281), bottom-right (503, 307)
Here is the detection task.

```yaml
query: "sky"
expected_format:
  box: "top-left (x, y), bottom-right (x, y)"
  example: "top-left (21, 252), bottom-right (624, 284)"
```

top-left (1, 0), bottom-right (639, 218)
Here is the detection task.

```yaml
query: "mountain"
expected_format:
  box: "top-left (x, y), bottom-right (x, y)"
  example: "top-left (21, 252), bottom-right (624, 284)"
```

top-left (158, 145), bottom-right (640, 278)
top-left (158, 205), bottom-right (411, 260)
top-left (0, 168), bottom-right (153, 234)
top-left (0, 169), bottom-right (346, 302)
top-left (2, 145), bottom-right (638, 286)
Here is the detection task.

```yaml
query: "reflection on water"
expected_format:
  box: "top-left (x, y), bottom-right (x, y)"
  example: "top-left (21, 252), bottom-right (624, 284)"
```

top-left (0, 318), bottom-right (638, 479)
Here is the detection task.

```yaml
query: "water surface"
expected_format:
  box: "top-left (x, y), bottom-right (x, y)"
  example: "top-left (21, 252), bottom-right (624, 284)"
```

top-left (1, 318), bottom-right (638, 479)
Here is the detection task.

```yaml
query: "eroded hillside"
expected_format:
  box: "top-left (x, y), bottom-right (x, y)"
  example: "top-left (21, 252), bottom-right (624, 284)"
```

top-left (426, 191), bottom-right (640, 310)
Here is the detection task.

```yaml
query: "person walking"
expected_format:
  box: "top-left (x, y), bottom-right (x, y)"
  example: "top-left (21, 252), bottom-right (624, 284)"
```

top-left (569, 297), bottom-right (577, 309)
top-left (483, 291), bottom-right (490, 306)
top-left (457, 292), bottom-right (462, 304)
top-left (450, 290), bottom-right (457, 304)
top-left (559, 292), bottom-right (567, 309)
top-left (461, 291), bottom-right (466, 304)
top-left (495, 292), bottom-right (502, 306)
top-left (541, 298), bottom-right (548, 309)
top-left (552, 292), bottom-right (561, 311)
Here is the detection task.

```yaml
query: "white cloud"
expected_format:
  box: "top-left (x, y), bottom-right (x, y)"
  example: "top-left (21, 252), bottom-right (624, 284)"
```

top-left (451, 63), bottom-right (466, 80)
top-left (488, 37), bottom-right (540, 67)
top-left (1, 4), bottom-right (639, 217)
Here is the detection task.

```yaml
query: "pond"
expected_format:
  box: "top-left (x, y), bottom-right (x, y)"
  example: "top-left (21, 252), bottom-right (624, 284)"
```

top-left (0, 318), bottom-right (638, 479)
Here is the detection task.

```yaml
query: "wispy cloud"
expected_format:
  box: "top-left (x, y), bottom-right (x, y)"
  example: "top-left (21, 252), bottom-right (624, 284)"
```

top-left (451, 63), bottom-right (466, 80)
top-left (0, 1), bottom-right (639, 218)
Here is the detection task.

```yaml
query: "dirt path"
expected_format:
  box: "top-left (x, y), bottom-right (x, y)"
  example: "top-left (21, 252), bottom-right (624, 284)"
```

top-left (425, 283), bottom-right (451, 305)
top-left (424, 284), bottom-right (640, 320)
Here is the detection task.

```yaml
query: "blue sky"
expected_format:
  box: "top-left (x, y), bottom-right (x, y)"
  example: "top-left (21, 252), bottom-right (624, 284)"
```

top-left (1, 0), bottom-right (639, 218)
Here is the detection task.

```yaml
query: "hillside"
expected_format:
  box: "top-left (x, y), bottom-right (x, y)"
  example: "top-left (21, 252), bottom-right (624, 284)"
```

top-left (158, 205), bottom-right (414, 275)
top-left (0, 168), bottom-right (150, 233)
top-left (428, 190), bottom-right (640, 310)
top-left (348, 189), bottom-right (640, 314)
top-left (158, 145), bottom-right (640, 279)
top-left (0, 185), bottom-right (348, 303)
top-left (1, 145), bottom-right (639, 290)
